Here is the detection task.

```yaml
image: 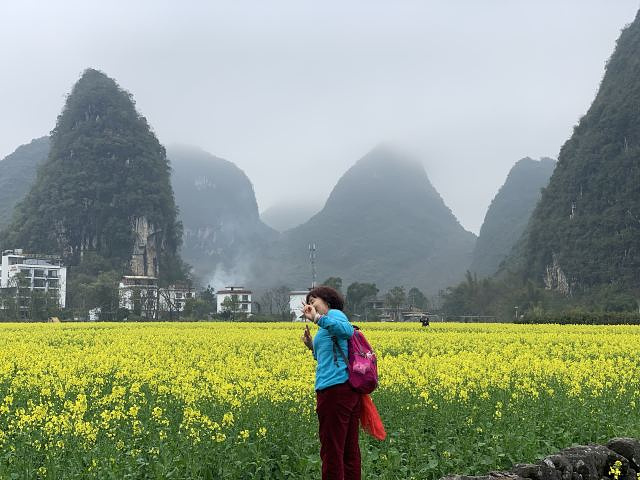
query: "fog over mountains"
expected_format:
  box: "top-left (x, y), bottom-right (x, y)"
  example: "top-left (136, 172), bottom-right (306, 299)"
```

top-left (260, 201), bottom-right (322, 233)
top-left (0, 68), bottom-right (572, 296)
top-left (254, 145), bottom-right (477, 293)
top-left (0, 125), bottom-right (558, 294)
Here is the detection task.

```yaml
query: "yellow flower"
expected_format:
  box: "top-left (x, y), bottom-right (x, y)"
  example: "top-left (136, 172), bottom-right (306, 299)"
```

top-left (609, 460), bottom-right (623, 480)
top-left (222, 412), bottom-right (234, 427)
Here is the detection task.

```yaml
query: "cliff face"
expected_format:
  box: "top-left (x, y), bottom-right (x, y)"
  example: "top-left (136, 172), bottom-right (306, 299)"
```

top-left (130, 216), bottom-right (159, 277)
top-left (0, 69), bottom-right (183, 280)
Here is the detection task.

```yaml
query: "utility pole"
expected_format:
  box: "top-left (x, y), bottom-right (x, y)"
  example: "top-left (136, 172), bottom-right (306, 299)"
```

top-left (309, 243), bottom-right (317, 288)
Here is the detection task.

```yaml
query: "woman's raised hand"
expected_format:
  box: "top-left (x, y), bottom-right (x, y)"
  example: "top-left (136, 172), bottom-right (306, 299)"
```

top-left (301, 324), bottom-right (313, 351)
top-left (301, 302), bottom-right (316, 321)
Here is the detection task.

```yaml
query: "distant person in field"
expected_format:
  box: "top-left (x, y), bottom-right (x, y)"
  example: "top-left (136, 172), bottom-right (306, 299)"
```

top-left (301, 286), bottom-right (361, 480)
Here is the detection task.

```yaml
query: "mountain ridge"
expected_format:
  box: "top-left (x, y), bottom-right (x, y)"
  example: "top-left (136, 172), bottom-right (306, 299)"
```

top-left (470, 157), bottom-right (556, 278)
top-left (0, 136), bottom-right (50, 230)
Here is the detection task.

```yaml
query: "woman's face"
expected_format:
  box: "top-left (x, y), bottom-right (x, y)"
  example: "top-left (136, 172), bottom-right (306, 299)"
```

top-left (309, 296), bottom-right (330, 315)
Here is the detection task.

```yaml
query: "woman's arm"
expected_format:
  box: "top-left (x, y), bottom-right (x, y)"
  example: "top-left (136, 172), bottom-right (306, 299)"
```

top-left (316, 310), bottom-right (353, 339)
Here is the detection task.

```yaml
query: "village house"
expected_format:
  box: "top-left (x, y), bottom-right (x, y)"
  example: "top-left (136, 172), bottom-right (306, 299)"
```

top-left (216, 286), bottom-right (252, 314)
top-left (118, 275), bottom-right (159, 318)
top-left (118, 276), bottom-right (194, 318)
top-left (159, 283), bottom-right (194, 313)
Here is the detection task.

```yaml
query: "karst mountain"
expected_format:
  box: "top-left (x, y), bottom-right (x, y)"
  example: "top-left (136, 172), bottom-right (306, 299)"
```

top-left (519, 9), bottom-right (640, 294)
top-left (168, 145), bottom-right (277, 283)
top-left (0, 69), bottom-right (184, 282)
top-left (258, 145), bottom-right (476, 294)
top-left (470, 157), bottom-right (555, 278)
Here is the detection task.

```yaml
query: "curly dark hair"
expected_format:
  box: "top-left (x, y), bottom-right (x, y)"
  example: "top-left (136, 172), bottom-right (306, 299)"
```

top-left (306, 286), bottom-right (345, 311)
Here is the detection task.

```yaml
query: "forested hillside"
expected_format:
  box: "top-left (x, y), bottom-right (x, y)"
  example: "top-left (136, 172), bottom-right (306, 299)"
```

top-left (522, 10), bottom-right (640, 294)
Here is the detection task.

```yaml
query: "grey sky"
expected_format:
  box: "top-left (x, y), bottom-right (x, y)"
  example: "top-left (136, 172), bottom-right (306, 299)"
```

top-left (1, 0), bottom-right (638, 234)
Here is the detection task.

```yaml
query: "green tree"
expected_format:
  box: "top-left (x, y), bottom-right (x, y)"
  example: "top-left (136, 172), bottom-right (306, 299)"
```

top-left (385, 286), bottom-right (406, 321)
top-left (199, 285), bottom-right (216, 313)
top-left (407, 287), bottom-right (429, 310)
top-left (0, 289), bottom-right (19, 321)
top-left (346, 282), bottom-right (379, 316)
top-left (321, 277), bottom-right (343, 292)
top-left (68, 270), bottom-right (121, 321)
top-left (182, 297), bottom-right (211, 320)
top-left (259, 289), bottom-right (274, 315)
top-left (220, 295), bottom-right (242, 320)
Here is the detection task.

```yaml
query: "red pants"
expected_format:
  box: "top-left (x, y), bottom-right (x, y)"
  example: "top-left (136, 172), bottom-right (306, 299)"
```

top-left (316, 381), bottom-right (362, 480)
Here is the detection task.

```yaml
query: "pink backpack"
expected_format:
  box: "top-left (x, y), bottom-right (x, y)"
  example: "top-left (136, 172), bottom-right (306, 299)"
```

top-left (332, 326), bottom-right (379, 394)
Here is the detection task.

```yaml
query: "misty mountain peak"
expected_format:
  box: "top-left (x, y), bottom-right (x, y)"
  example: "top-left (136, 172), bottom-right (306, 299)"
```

top-left (260, 146), bottom-right (475, 293)
top-left (324, 145), bottom-right (442, 215)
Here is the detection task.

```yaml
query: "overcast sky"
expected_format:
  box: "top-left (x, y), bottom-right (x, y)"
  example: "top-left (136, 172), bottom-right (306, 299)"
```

top-left (1, 0), bottom-right (638, 234)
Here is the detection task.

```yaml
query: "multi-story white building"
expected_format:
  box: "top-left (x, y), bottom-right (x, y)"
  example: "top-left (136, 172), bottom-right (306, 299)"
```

top-left (118, 276), bottom-right (158, 318)
top-left (0, 249), bottom-right (67, 308)
top-left (216, 286), bottom-right (252, 314)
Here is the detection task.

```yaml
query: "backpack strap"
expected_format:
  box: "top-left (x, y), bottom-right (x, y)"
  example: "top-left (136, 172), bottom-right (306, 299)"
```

top-left (331, 336), bottom-right (349, 368)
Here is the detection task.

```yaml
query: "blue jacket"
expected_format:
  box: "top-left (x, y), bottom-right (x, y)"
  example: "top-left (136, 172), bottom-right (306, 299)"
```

top-left (312, 309), bottom-right (354, 391)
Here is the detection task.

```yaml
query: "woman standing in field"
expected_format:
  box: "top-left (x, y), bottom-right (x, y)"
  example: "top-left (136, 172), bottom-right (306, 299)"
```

top-left (301, 286), bottom-right (361, 480)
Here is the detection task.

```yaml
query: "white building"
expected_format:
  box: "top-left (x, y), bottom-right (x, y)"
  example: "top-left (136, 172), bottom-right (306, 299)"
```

top-left (216, 286), bottom-right (252, 314)
top-left (159, 284), bottom-right (194, 313)
top-left (0, 249), bottom-right (67, 308)
top-left (118, 277), bottom-right (196, 318)
top-left (118, 276), bottom-right (158, 318)
top-left (289, 289), bottom-right (310, 321)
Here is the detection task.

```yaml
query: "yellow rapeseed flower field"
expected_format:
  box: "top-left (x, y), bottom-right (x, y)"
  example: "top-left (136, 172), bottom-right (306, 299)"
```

top-left (0, 322), bottom-right (639, 479)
